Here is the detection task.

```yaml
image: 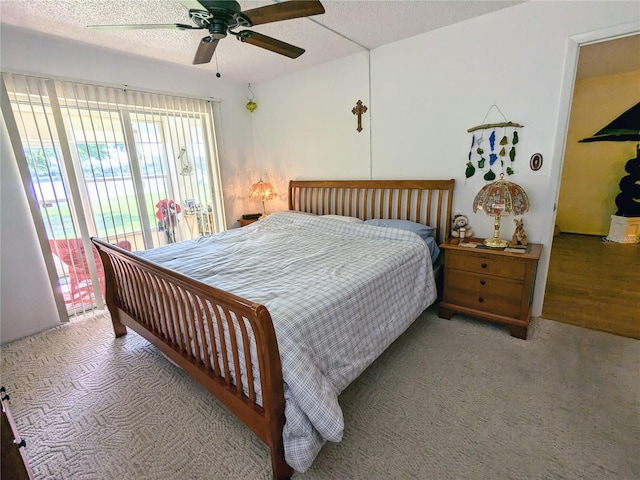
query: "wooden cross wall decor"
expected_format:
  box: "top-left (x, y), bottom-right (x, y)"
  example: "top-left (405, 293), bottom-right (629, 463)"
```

top-left (351, 100), bottom-right (368, 132)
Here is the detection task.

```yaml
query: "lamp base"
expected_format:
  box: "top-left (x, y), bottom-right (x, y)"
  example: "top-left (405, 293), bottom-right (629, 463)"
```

top-left (483, 214), bottom-right (509, 248)
top-left (260, 200), bottom-right (267, 219)
top-left (483, 236), bottom-right (509, 248)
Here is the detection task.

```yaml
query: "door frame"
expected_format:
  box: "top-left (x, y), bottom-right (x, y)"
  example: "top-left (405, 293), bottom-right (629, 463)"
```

top-left (537, 21), bottom-right (640, 315)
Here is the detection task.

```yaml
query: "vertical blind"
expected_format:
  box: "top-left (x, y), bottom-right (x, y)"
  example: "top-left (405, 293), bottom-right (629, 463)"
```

top-left (2, 73), bottom-right (226, 317)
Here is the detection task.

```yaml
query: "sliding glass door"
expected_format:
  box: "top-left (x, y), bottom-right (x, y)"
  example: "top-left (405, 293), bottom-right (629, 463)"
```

top-left (2, 73), bottom-right (225, 317)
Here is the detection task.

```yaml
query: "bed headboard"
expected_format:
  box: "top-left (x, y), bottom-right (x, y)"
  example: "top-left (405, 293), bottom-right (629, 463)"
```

top-left (288, 179), bottom-right (455, 243)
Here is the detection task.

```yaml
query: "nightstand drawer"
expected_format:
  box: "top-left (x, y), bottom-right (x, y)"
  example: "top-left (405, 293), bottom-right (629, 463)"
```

top-left (445, 271), bottom-right (522, 317)
top-left (447, 250), bottom-right (526, 279)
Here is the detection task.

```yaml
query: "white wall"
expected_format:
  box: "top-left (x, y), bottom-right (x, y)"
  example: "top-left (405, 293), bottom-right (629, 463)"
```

top-left (0, 25), bottom-right (254, 342)
top-left (370, 1), bottom-right (638, 241)
top-left (250, 51), bottom-right (371, 211)
top-left (250, 1), bottom-right (639, 317)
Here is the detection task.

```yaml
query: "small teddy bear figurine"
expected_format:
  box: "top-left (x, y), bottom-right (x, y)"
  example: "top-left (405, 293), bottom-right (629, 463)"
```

top-left (511, 218), bottom-right (528, 246)
top-left (451, 213), bottom-right (473, 238)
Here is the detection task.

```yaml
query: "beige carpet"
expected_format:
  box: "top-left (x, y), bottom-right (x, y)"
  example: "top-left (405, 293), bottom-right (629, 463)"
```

top-left (1, 307), bottom-right (639, 479)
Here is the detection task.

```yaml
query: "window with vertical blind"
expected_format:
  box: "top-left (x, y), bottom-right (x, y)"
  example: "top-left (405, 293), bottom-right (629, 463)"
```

top-left (1, 73), bottom-right (226, 317)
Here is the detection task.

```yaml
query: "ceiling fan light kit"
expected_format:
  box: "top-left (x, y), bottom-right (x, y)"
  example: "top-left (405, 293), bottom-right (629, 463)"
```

top-left (88, 0), bottom-right (325, 65)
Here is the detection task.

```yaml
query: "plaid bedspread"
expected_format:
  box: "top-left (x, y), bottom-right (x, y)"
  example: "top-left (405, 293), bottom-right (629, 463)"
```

top-left (138, 211), bottom-right (436, 472)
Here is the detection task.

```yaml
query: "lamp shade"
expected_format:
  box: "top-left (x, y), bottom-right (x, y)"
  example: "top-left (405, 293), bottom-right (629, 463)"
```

top-left (473, 175), bottom-right (529, 247)
top-left (473, 176), bottom-right (530, 217)
top-left (248, 179), bottom-right (276, 203)
top-left (579, 101), bottom-right (640, 142)
top-left (249, 179), bottom-right (276, 217)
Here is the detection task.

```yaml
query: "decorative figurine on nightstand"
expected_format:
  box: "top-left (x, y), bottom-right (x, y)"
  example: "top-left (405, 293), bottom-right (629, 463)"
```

top-left (451, 213), bottom-right (474, 238)
top-left (510, 218), bottom-right (528, 246)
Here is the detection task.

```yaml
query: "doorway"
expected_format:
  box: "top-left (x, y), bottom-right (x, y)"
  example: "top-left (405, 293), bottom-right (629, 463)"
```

top-left (541, 34), bottom-right (640, 338)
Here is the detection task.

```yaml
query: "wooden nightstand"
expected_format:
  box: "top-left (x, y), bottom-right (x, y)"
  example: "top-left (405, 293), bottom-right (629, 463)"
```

top-left (438, 238), bottom-right (543, 339)
top-left (238, 218), bottom-right (259, 227)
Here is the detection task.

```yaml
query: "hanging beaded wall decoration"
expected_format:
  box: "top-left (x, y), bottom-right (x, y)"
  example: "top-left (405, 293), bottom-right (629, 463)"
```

top-left (465, 105), bottom-right (523, 181)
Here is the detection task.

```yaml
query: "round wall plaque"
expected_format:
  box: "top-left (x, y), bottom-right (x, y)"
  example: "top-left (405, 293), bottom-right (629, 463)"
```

top-left (530, 153), bottom-right (543, 171)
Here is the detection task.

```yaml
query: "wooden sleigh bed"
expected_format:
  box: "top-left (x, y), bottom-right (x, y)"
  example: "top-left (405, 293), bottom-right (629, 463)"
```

top-left (92, 179), bottom-right (454, 479)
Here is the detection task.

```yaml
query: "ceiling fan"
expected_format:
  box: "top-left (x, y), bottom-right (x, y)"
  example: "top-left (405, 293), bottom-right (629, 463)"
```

top-left (87, 0), bottom-right (325, 65)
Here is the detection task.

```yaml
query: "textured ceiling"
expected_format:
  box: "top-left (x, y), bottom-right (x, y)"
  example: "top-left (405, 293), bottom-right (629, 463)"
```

top-left (0, 0), bottom-right (525, 83)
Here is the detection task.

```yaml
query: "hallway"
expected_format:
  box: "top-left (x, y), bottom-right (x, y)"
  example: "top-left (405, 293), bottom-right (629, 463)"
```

top-left (542, 233), bottom-right (640, 339)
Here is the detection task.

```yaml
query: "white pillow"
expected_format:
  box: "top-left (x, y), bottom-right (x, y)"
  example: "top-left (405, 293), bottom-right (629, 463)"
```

top-left (320, 214), bottom-right (364, 224)
top-left (364, 219), bottom-right (436, 239)
top-left (287, 210), bottom-right (316, 216)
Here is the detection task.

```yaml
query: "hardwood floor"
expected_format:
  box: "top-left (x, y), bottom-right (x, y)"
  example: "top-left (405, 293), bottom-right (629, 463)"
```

top-left (542, 233), bottom-right (640, 339)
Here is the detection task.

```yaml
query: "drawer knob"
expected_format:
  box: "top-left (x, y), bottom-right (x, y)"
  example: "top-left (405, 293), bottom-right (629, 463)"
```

top-left (480, 280), bottom-right (486, 285)
top-left (481, 263), bottom-right (487, 268)
top-left (478, 297), bottom-right (484, 303)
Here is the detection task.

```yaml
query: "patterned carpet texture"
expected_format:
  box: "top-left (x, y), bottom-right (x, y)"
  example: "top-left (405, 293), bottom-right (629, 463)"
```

top-left (2, 307), bottom-right (639, 480)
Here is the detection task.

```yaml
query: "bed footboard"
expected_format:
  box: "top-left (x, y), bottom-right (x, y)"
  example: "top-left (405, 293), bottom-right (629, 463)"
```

top-left (91, 238), bottom-right (293, 480)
